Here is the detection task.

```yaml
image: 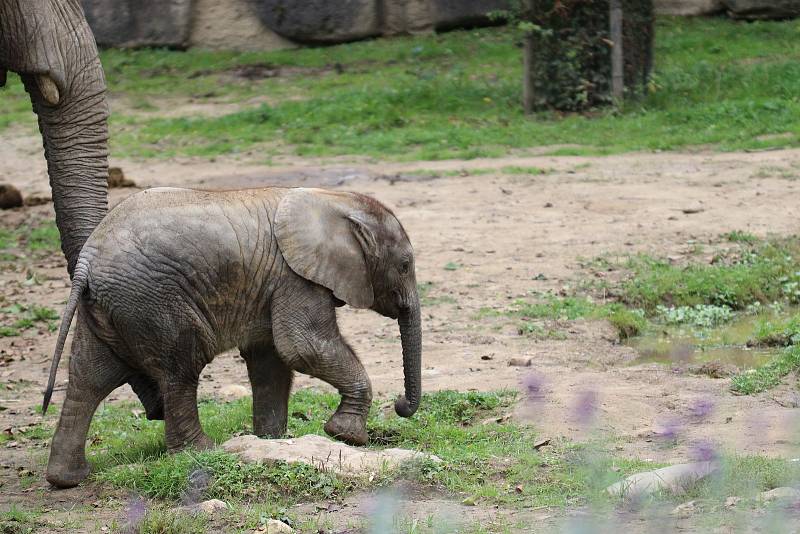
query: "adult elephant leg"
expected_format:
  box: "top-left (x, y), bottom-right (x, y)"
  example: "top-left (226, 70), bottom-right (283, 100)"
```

top-left (272, 288), bottom-right (372, 446)
top-left (240, 343), bottom-right (293, 438)
top-left (128, 373), bottom-right (164, 421)
top-left (161, 331), bottom-right (213, 453)
top-left (46, 310), bottom-right (128, 488)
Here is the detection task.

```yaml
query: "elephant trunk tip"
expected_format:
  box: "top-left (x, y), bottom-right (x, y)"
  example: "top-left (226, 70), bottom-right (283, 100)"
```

top-left (394, 395), bottom-right (418, 418)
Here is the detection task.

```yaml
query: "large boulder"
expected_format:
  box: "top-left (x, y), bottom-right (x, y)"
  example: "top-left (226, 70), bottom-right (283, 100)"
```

top-left (82, 0), bottom-right (193, 48)
top-left (253, 0), bottom-right (381, 44)
top-left (655, 0), bottom-right (724, 15)
top-left (722, 0), bottom-right (800, 19)
top-left (431, 0), bottom-right (510, 30)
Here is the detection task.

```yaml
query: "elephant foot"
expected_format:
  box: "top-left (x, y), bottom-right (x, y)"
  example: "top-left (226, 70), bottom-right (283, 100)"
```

top-left (46, 459), bottom-right (90, 489)
top-left (324, 413), bottom-right (368, 446)
top-left (167, 431), bottom-right (215, 454)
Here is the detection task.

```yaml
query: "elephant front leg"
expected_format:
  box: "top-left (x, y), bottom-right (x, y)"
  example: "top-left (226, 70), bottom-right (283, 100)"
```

top-left (240, 343), bottom-right (293, 438)
top-left (273, 293), bottom-right (372, 446)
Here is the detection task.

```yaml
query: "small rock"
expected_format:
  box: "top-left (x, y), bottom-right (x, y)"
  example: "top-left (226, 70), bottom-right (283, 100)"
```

top-left (681, 207), bottom-right (704, 214)
top-left (0, 184), bottom-right (23, 209)
top-left (607, 461), bottom-right (720, 500)
top-left (533, 438), bottom-right (551, 450)
top-left (689, 361), bottom-right (737, 379)
top-left (761, 486), bottom-right (800, 503)
top-left (218, 384), bottom-right (250, 401)
top-left (725, 496), bottom-right (741, 508)
top-left (107, 167), bottom-right (137, 188)
top-left (508, 357), bottom-right (532, 367)
top-left (480, 354), bottom-right (494, 361)
top-left (222, 434), bottom-right (440, 475)
top-left (670, 500), bottom-right (696, 516)
top-left (265, 519), bottom-right (294, 533)
top-left (192, 499), bottom-right (228, 514)
top-left (23, 194), bottom-right (51, 207)
top-left (480, 413), bottom-right (511, 425)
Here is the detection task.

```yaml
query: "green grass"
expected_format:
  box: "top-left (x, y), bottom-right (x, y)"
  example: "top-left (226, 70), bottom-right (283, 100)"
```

top-left (0, 221), bottom-right (61, 255)
top-left (482, 296), bottom-right (647, 339)
top-left (732, 338), bottom-right (800, 395)
top-left (620, 239), bottom-right (800, 314)
top-left (0, 303), bottom-right (60, 337)
top-left (5, 18), bottom-right (800, 160)
top-left (136, 507), bottom-right (208, 534)
top-left (749, 312), bottom-right (800, 347)
top-left (26, 389), bottom-right (661, 513)
top-left (0, 506), bottom-right (43, 534)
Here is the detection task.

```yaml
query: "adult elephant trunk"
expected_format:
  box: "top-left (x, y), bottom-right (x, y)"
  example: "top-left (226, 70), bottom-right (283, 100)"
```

top-left (394, 294), bottom-right (422, 418)
top-left (1, 0), bottom-right (109, 277)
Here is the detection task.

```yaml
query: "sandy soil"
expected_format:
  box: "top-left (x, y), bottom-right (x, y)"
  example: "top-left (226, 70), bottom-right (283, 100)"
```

top-left (3, 129), bottom-right (800, 531)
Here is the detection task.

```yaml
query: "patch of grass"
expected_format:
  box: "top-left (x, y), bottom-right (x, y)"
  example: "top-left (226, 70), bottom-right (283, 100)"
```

top-left (5, 19), bottom-right (800, 160)
top-left (750, 313), bottom-right (800, 347)
top-left (731, 344), bottom-right (800, 394)
top-left (443, 262), bottom-right (461, 271)
top-left (500, 166), bottom-right (550, 175)
top-left (417, 281), bottom-right (457, 306)
top-left (620, 239), bottom-right (800, 313)
top-left (0, 303), bottom-right (60, 337)
top-left (0, 221), bottom-right (61, 255)
top-left (686, 455), bottom-right (800, 501)
top-left (135, 507), bottom-right (208, 534)
top-left (725, 230), bottom-right (758, 244)
top-left (0, 506), bottom-right (43, 534)
top-left (485, 297), bottom-right (646, 339)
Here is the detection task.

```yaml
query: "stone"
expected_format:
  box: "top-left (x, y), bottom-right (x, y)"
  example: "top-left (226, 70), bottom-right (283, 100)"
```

top-left (265, 519), bottom-right (294, 533)
top-left (254, 0), bottom-right (381, 44)
top-left (222, 434), bottom-right (441, 475)
top-left (723, 0), bottom-right (800, 19)
top-left (82, 0), bottom-right (193, 48)
top-left (725, 496), bottom-right (741, 508)
top-left (218, 384), bottom-right (250, 401)
top-left (670, 500), bottom-right (696, 516)
top-left (655, 0), bottom-right (724, 15)
top-left (189, 499), bottom-right (228, 515)
top-left (431, 0), bottom-right (510, 30)
top-left (107, 167), bottom-right (136, 188)
top-left (761, 486), bottom-right (800, 503)
top-left (0, 184), bottom-right (23, 210)
top-left (606, 461), bottom-right (720, 500)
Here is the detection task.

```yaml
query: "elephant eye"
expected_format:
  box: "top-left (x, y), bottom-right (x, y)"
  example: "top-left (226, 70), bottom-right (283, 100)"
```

top-left (399, 260), bottom-right (410, 274)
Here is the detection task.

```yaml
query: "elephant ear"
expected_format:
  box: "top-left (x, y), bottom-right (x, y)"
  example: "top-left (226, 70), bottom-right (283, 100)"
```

top-left (275, 188), bottom-right (375, 309)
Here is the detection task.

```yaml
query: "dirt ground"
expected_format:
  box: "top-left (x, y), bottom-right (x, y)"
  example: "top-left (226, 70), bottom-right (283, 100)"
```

top-left (3, 127), bottom-right (800, 532)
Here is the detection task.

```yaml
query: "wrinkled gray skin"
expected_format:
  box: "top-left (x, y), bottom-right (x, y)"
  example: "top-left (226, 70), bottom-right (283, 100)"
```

top-left (42, 186), bottom-right (422, 489)
top-left (0, 0), bottom-right (165, 424)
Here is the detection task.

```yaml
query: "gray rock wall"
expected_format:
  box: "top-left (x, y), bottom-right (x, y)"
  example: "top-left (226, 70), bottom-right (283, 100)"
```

top-left (722, 0), bottom-right (800, 19)
top-left (82, 0), bottom-right (193, 48)
top-left (654, 0), bottom-right (723, 15)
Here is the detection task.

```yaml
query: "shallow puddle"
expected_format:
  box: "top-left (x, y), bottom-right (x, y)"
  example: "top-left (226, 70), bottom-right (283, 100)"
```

top-left (626, 310), bottom-right (792, 370)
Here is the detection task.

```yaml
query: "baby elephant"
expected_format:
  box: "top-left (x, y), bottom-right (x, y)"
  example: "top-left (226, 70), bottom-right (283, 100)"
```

top-left (42, 187), bottom-right (421, 488)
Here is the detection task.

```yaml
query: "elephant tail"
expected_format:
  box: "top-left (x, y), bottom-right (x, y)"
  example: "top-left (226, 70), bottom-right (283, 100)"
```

top-left (42, 259), bottom-right (89, 416)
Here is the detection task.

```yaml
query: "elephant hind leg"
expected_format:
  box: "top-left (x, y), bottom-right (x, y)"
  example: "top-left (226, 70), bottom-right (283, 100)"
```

top-left (162, 330), bottom-right (214, 453)
top-left (128, 373), bottom-right (164, 420)
top-left (46, 311), bottom-right (128, 488)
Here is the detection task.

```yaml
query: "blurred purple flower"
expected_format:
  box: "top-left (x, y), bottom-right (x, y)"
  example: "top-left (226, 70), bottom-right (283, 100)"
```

top-left (688, 398), bottom-right (714, 422)
top-left (656, 418), bottom-right (681, 443)
top-left (690, 439), bottom-right (718, 463)
top-left (181, 468), bottom-right (212, 505)
top-left (521, 371), bottom-right (546, 404)
top-left (124, 496), bottom-right (147, 532)
top-left (572, 390), bottom-right (599, 426)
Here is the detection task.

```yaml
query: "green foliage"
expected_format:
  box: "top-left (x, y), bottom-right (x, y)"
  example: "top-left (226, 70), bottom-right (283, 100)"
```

top-left (493, 0), bottom-right (654, 110)
top-left (656, 304), bottom-right (734, 328)
top-left (750, 313), bottom-right (800, 347)
top-left (731, 345), bottom-right (800, 394)
top-left (0, 507), bottom-right (43, 534)
top-left (621, 239), bottom-right (800, 313)
top-left (0, 221), bottom-right (61, 254)
top-left (725, 230), bottom-right (758, 244)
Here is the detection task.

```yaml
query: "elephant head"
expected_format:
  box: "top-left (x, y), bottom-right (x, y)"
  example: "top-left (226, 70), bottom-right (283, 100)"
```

top-left (0, 0), bottom-right (109, 276)
top-left (275, 188), bottom-right (422, 418)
